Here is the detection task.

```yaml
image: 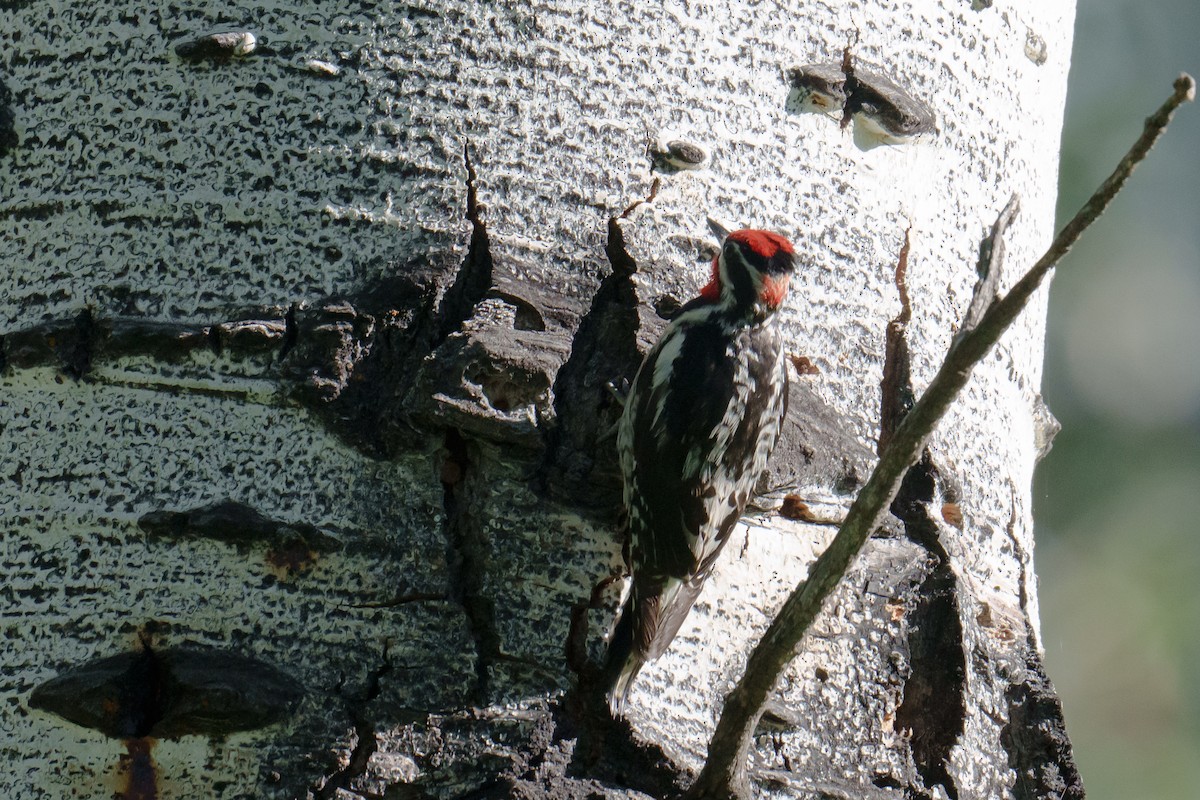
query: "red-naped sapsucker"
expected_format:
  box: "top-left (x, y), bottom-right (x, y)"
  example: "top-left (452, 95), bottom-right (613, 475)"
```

top-left (603, 228), bottom-right (796, 715)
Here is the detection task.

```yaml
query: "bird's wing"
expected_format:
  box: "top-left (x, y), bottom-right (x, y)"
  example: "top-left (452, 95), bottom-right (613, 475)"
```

top-left (623, 319), bottom-right (737, 582)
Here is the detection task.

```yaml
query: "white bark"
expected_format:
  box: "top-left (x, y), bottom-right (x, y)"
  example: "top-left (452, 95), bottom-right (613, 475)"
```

top-left (0, 1), bottom-right (1079, 798)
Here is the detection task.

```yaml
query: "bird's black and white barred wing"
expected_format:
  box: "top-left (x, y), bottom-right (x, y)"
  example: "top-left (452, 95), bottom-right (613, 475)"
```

top-left (617, 314), bottom-right (787, 657)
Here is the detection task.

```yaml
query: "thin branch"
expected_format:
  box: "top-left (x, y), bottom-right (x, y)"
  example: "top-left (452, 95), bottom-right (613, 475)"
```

top-left (686, 73), bottom-right (1194, 800)
top-left (960, 73), bottom-right (1196, 358)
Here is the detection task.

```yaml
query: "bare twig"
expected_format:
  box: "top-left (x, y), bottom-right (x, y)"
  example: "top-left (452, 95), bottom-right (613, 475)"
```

top-left (686, 73), bottom-right (1194, 800)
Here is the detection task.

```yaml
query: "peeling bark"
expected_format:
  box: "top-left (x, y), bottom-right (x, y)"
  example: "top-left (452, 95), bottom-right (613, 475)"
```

top-left (1001, 650), bottom-right (1085, 800)
top-left (539, 213), bottom-right (645, 508)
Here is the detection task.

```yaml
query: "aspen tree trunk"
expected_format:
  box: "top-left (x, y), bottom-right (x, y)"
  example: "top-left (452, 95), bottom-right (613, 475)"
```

top-left (0, 1), bottom-right (1083, 798)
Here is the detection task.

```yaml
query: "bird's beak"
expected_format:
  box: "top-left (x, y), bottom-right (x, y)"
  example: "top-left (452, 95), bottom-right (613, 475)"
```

top-left (706, 217), bottom-right (733, 242)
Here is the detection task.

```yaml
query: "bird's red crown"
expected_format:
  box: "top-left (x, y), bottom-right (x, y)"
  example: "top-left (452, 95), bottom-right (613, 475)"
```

top-left (728, 229), bottom-right (794, 260)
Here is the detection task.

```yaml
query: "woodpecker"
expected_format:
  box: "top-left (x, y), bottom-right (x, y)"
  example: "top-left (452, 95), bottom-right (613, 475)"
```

top-left (603, 226), bottom-right (796, 715)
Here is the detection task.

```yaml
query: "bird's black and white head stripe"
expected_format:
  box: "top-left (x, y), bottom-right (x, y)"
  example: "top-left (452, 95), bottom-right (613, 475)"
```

top-left (699, 229), bottom-right (796, 315)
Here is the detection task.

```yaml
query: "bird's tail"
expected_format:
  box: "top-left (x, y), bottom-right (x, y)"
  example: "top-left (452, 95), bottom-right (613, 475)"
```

top-left (600, 577), bottom-right (706, 716)
top-left (600, 594), bottom-right (643, 717)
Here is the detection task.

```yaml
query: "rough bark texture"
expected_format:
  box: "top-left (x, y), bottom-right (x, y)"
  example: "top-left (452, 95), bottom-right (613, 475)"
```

top-left (1, 1), bottom-right (1082, 798)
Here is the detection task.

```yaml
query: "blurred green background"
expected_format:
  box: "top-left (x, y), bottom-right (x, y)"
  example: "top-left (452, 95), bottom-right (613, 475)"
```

top-left (1037, 0), bottom-right (1200, 797)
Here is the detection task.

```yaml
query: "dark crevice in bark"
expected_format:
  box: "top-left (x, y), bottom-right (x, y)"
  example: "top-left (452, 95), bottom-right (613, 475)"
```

top-left (0, 74), bottom-right (17, 156)
top-left (556, 694), bottom-right (687, 800)
top-left (271, 159), bottom-right (491, 455)
top-left (537, 211), bottom-right (645, 508)
top-left (1001, 649), bottom-right (1086, 800)
top-left (838, 34), bottom-right (864, 131)
top-left (1006, 483), bottom-right (1034, 618)
top-left (279, 302), bottom-right (299, 360)
top-left (879, 231), bottom-right (966, 800)
top-left (440, 429), bottom-right (500, 704)
top-left (137, 499), bottom-right (340, 575)
top-left (1, 314), bottom-right (280, 374)
top-left (61, 307), bottom-right (95, 379)
top-left (122, 645), bottom-right (168, 739)
top-left (890, 451), bottom-right (967, 800)
top-left (888, 464), bottom-right (968, 798)
top-left (207, 321), bottom-right (224, 356)
top-left (556, 584), bottom-right (685, 797)
top-left (295, 142), bottom-right (494, 456)
top-left (433, 142), bottom-right (494, 347)
top-left (314, 650), bottom-right (392, 800)
top-left (878, 229), bottom-right (913, 455)
top-left (284, 281), bottom-right (424, 458)
top-left (2, 307), bottom-right (100, 380)
top-left (891, 520), bottom-right (965, 800)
